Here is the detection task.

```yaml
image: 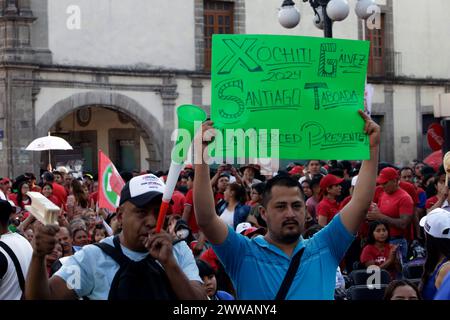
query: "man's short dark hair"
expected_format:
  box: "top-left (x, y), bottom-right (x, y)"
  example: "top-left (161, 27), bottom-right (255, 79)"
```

top-left (262, 175), bottom-right (303, 207)
top-left (0, 200), bottom-right (13, 226)
top-left (196, 259), bottom-right (215, 278)
top-left (186, 171), bottom-right (195, 181)
top-left (399, 166), bottom-right (413, 174)
top-left (120, 171), bottom-right (133, 183)
top-left (339, 160), bottom-right (352, 173)
top-left (310, 174), bottom-right (323, 188)
top-left (42, 171), bottom-right (55, 183)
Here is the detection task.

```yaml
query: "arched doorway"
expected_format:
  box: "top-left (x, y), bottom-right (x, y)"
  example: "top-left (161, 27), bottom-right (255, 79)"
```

top-left (35, 92), bottom-right (163, 175)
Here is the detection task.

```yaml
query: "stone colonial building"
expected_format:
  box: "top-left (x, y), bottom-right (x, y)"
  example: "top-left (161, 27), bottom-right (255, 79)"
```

top-left (0, 0), bottom-right (449, 178)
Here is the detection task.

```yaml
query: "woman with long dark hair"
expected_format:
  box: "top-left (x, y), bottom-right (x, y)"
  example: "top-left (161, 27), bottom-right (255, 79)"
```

top-left (217, 182), bottom-right (250, 229)
top-left (66, 179), bottom-right (89, 219)
top-left (419, 208), bottom-right (450, 300)
top-left (9, 181), bottom-right (31, 210)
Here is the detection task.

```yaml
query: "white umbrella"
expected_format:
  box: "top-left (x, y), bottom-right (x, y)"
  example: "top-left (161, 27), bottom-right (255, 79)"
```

top-left (26, 132), bottom-right (73, 169)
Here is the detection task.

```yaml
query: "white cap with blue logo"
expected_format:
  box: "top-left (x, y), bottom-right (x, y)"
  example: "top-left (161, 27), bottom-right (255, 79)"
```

top-left (420, 208), bottom-right (450, 239)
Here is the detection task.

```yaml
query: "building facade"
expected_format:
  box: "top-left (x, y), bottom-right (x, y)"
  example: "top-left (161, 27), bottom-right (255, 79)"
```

top-left (0, 0), bottom-right (449, 178)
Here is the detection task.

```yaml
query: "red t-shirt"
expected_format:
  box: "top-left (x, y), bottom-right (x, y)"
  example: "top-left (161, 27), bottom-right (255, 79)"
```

top-left (399, 181), bottom-right (419, 205)
top-left (46, 194), bottom-right (61, 207)
top-left (184, 189), bottom-right (199, 234)
top-left (360, 243), bottom-right (392, 266)
top-left (214, 192), bottom-right (224, 205)
top-left (31, 186), bottom-right (41, 192)
top-left (317, 197), bottom-right (340, 225)
top-left (373, 186), bottom-right (384, 204)
top-left (339, 195), bottom-right (352, 210)
top-left (8, 193), bottom-right (31, 209)
top-left (377, 188), bottom-right (414, 238)
top-left (426, 195), bottom-right (439, 209)
top-left (90, 192), bottom-right (98, 207)
top-left (170, 190), bottom-right (186, 216)
top-left (52, 182), bottom-right (68, 205)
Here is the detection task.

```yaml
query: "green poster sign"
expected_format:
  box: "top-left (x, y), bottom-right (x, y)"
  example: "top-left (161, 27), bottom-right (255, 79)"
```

top-left (210, 34), bottom-right (371, 160)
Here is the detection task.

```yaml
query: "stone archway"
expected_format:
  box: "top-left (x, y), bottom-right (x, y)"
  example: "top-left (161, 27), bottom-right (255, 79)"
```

top-left (35, 91), bottom-right (163, 172)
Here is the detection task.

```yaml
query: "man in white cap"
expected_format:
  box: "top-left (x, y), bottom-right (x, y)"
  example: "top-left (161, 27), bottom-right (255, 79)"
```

top-left (26, 174), bottom-right (206, 300)
top-left (419, 208), bottom-right (450, 300)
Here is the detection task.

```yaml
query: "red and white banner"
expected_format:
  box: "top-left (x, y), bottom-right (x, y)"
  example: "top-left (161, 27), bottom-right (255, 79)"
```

top-left (98, 150), bottom-right (125, 211)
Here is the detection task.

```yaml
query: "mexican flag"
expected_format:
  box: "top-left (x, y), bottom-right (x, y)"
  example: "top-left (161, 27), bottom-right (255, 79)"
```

top-left (98, 150), bottom-right (125, 211)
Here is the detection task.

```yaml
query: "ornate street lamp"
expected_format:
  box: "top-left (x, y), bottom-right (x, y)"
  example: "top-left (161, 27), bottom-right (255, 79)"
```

top-left (279, 0), bottom-right (378, 38)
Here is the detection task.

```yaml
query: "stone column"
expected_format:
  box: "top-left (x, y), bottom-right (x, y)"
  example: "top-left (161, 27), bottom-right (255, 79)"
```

top-left (160, 76), bottom-right (178, 170)
top-left (0, 1), bottom-right (39, 177)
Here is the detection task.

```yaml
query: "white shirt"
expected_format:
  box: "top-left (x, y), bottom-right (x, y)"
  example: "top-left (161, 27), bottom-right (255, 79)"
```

top-left (0, 190), bottom-right (6, 201)
top-left (441, 200), bottom-right (450, 212)
top-left (335, 267), bottom-right (345, 290)
top-left (220, 208), bottom-right (234, 227)
top-left (0, 232), bottom-right (33, 300)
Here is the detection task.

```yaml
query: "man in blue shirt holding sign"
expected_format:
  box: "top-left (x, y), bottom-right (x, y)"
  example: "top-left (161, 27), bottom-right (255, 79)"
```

top-left (194, 110), bottom-right (380, 300)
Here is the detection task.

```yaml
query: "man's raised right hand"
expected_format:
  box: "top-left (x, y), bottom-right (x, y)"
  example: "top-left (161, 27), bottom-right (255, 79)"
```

top-left (33, 224), bottom-right (60, 258)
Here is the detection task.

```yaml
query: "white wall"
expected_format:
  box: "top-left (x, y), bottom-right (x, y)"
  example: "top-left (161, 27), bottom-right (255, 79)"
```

top-left (420, 86), bottom-right (446, 108)
top-left (57, 108), bottom-right (150, 169)
top-left (47, 0), bottom-right (196, 70)
top-left (393, 0), bottom-right (450, 78)
top-left (57, 107), bottom-right (133, 155)
top-left (393, 86), bottom-right (418, 165)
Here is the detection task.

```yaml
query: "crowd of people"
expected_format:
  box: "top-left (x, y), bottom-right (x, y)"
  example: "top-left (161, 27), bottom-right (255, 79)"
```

top-left (1, 112), bottom-right (450, 300)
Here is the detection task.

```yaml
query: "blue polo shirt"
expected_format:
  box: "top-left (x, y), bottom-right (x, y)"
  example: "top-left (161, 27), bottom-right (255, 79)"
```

top-left (212, 213), bottom-right (354, 300)
top-left (435, 273), bottom-right (450, 300)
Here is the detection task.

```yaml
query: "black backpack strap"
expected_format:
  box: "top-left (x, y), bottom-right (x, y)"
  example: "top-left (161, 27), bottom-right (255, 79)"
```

top-left (0, 251), bottom-right (7, 279)
top-left (275, 247), bottom-right (305, 300)
top-left (0, 241), bottom-right (25, 293)
top-left (93, 235), bottom-right (130, 267)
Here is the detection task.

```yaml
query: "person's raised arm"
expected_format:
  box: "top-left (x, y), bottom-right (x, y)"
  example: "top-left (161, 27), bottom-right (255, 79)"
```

top-left (193, 121), bottom-right (229, 245)
top-left (144, 232), bottom-right (207, 300)
top-left (25, 224), bottom-right (77, 300)
top-left (210, 166), bottom-right (223, 188)
top-left (230, 166), bottom-right (244, 185)
top-left (340, 110), bottom-right (380, 234)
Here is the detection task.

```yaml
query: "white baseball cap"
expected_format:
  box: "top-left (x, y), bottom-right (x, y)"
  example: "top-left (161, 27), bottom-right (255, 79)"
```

top-left (236, 222), bottom-right (252, 235)
top-left (119, 174), bottom-right (165, 207)
top-left (55, 166), bottom-right (69, 174)
top-left (419, 208), bottom-right (450, 239)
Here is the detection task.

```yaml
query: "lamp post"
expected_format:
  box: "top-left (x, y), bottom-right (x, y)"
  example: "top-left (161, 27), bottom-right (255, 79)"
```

top-left (279, 0), bottom-right (378, 38)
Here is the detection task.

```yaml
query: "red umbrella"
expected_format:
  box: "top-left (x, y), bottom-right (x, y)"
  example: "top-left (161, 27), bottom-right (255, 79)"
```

top-left (423, 150), bottom-right (442, 172)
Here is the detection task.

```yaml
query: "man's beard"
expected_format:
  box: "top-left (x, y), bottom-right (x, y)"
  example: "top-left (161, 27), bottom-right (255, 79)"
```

top-left (280, 230), bottom-right (301, 244)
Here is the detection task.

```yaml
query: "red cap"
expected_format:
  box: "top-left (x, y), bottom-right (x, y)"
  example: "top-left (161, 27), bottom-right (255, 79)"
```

top-left (319, 174), bottom-right (344, 191)
top-left (376, 167), bottom-right (399, 185)
top-left (243, 227), bottom-right (265, 237)
top-left (289, 165), bottom-right (304, 176)
top-left (0, 177), bottom-right (11, 184)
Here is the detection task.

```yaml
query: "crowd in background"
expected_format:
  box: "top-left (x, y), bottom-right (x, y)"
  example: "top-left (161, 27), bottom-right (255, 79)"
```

top-left (1, 155), bottom-right (450, 300)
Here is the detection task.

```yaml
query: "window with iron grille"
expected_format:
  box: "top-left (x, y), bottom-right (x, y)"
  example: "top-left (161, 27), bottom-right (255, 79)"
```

top-left (366, 14), bottom-right (385, 77)
top-left (204, 1), bottom-right (234, 71)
